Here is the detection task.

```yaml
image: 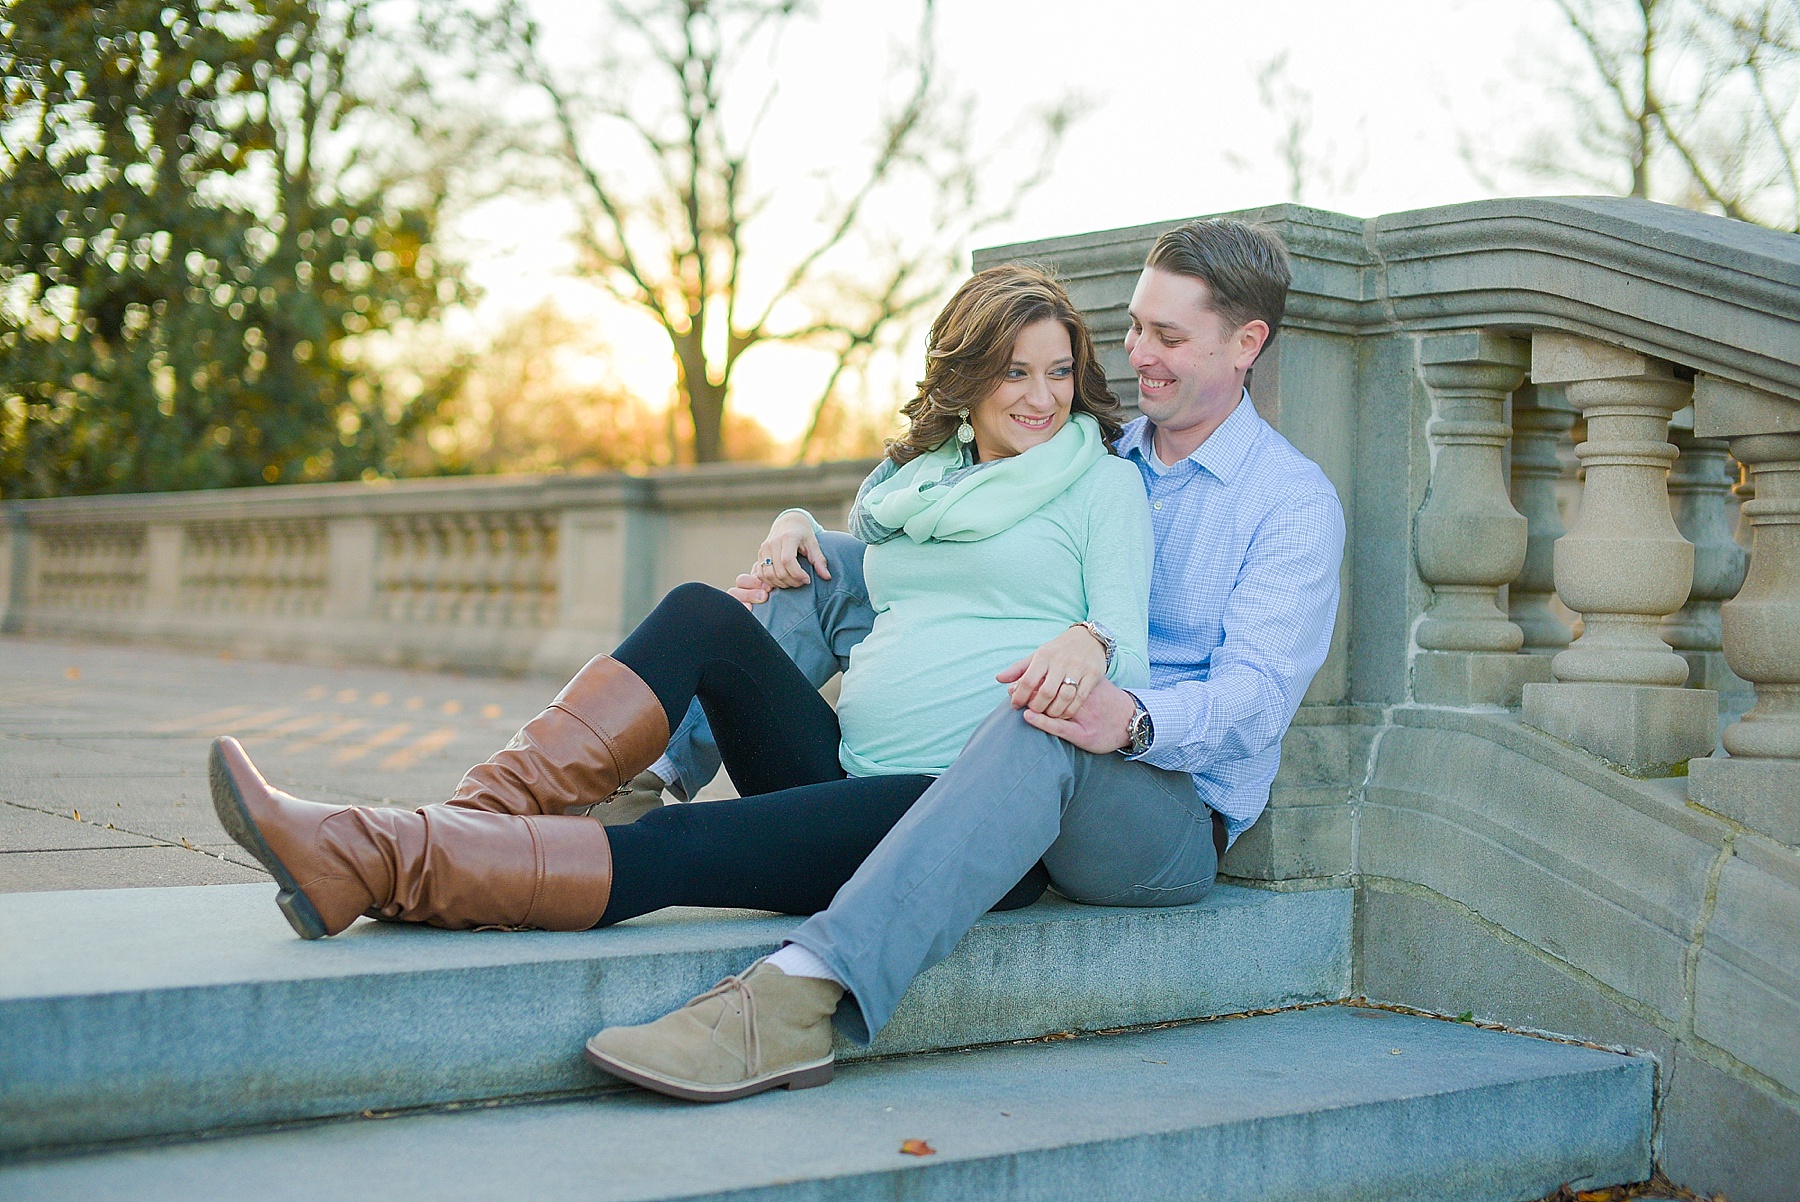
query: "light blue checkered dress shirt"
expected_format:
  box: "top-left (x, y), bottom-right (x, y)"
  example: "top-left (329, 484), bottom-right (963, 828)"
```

top-left (1116, 393), bottom-right (1345, 844)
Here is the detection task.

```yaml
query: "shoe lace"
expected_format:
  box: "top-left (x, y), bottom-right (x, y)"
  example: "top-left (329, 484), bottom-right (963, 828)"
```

top-left (688, 963), bottom-right (762, 1076)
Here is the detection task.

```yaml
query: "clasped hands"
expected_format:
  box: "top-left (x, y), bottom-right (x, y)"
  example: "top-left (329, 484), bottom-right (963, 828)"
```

top-left (729, 517), bottom-right (1133, 755)
top-left (997, 628), bottom-right (1136, 754)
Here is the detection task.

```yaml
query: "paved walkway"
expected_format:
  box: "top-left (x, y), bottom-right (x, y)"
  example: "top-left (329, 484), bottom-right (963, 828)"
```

top-left (0, 636), bottom-right (731, 893)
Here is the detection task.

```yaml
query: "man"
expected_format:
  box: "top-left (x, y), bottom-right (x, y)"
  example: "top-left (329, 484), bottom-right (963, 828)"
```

top-left (585, 218), bottom-right (1346, 1101)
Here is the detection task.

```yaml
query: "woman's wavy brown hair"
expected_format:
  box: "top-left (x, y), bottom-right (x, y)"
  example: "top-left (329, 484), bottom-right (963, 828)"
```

top-left (886, 264), bottom-right (1122, 465)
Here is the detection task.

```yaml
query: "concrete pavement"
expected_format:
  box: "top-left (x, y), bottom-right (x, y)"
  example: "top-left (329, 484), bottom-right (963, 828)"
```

top-left (0, 635), bottom-right (732, 893)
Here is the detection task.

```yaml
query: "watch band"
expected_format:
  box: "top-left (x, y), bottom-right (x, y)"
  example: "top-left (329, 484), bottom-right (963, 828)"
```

top-left (1124, 693), bottom-right (1153, 757)
top-left (1071, 620), bottom-right (1116, 669)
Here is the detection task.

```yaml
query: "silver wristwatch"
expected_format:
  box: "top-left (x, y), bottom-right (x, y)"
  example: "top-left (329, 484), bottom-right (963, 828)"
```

top-left (1124, 693), bottom-right (1154, 757)
top-left (1071, 620), bottom-right (1116, 669)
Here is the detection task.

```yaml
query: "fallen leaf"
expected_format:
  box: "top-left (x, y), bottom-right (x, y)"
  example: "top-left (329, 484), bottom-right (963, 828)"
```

top-left (899, 1139), bottom-right (936, 1157)
top-left (180, 837), bottom-right (195, 850)
top-left (1574, 1192), bottom-right (1614, 1202)
top-left (64, 666), bottom-right (80, 680)
top-left (71, 809), bottom-right (81, 822)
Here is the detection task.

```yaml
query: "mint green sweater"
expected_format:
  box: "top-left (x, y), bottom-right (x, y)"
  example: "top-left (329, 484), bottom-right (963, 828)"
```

top-left (835, 451), bottom-right (1151, 777)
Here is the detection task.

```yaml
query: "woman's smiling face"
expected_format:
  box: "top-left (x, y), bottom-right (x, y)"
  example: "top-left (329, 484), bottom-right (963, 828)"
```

top-left (967, 318), bottom-right (1075, 461)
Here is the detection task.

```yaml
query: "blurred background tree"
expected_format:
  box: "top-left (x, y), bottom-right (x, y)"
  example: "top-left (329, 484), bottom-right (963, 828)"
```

top-left (453, 0), bottom-right (1081, 463)
top-left (0, 0), bottom-right (474, 498)
top-left (1475, 0), bottom-right (1799, 231)
top-left (403, 300), bottom-right (773, 477)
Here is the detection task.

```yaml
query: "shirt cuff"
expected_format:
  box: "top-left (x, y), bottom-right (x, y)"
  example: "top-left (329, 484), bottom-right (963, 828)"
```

top-left (1127, 685), bottom-right (1208, 769)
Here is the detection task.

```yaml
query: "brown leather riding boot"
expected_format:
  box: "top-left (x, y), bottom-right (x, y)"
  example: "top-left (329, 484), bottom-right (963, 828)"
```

top-left (210, 736), bottom-right (612, 939)
top-left (445, 655), bottom-right (670, 817)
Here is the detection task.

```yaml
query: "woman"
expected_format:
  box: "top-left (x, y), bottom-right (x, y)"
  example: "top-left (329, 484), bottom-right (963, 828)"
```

top-left (210, 265), bottom-right (1152, 939)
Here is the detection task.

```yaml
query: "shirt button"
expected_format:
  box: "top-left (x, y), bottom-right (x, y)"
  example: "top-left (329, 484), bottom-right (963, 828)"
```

top-left (1153, 501), bottom-right (1163, 511)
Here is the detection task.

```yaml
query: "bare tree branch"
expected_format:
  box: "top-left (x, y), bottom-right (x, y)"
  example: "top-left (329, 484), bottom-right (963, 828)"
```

top-left (1500, 0), bottom-right (1798, 228)
top-left (453, 0), bottom-right (1079, 462)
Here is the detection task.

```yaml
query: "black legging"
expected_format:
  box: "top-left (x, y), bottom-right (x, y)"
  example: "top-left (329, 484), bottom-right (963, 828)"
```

top-left (599, 583), bottom-right (1047, 925)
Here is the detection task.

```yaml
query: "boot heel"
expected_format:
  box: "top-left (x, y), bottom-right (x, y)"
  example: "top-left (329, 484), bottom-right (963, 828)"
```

top-left (276, 887), bottom-right (327, 941)
top-left (782, 1060), bottom-right (834, 1090)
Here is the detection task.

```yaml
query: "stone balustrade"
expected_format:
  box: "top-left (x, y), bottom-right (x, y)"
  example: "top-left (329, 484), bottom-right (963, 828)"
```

top-left (1, 462), bottom-right (874, 676)
top-left (974, 195), bottom-right (1799, 815)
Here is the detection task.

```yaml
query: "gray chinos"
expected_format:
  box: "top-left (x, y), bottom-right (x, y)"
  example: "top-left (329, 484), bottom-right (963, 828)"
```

top-left (786, 701), bottom-right (1218, 1042)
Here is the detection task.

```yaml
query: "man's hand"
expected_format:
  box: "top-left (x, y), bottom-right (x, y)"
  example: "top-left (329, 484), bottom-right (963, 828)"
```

top-left (995, 626), bottom-right (1107, 719)
top-left (1021, 678), bottom-right (1138, 754)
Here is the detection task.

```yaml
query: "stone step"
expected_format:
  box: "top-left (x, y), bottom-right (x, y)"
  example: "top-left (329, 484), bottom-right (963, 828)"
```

top-left (0, 1006), bottom-right (1653, 1202)
top-left (0, 881), bottom-right (1351, 1155)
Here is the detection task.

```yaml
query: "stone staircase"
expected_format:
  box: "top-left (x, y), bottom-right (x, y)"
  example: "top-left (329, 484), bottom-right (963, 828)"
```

top-left (0, 882), bottom-right (1653, 1200)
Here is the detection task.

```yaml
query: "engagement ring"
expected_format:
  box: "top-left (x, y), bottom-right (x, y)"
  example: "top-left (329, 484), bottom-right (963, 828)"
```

top-left (1063, 677), bottom-right (1079, 686)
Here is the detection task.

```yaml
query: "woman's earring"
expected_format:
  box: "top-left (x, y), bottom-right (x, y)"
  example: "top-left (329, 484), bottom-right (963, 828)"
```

top-left (956, 409), bottom-right (975, 444)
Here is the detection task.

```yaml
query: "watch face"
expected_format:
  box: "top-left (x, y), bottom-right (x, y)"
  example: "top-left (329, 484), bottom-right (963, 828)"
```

top-left (1129, 711), bottom-right (1150, 754)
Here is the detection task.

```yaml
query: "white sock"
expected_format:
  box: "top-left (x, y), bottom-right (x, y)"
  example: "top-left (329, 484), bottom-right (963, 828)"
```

top-left (767, 943), bottom-right (845, 986)
top-left (645, 755), bottom-right (687, 801)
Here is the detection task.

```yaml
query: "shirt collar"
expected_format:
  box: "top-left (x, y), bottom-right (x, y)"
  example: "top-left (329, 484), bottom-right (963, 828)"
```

top-left (1122, 389), bottom-right (1261, 484)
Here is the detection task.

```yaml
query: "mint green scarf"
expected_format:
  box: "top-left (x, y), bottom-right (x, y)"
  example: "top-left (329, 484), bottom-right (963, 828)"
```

top-left (861, 413), bottom-right (1105, 543)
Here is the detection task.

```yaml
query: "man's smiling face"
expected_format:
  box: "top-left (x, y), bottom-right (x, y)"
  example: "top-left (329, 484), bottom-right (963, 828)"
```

top-left (1124, 267), bottom-right (1262, 449)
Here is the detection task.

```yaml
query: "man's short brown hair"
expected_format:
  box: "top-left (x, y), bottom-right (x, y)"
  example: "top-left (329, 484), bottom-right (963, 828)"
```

top-left (1145, 219), bottom-right (1292, 350)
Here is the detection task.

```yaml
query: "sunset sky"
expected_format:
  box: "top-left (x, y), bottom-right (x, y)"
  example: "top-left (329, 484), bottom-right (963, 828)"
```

top-left (448, 0), bottom-right (1586, 444)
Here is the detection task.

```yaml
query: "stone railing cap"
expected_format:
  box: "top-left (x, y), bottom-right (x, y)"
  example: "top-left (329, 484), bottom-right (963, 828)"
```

top-left (977, 196), bottom-right (1800, 398)
top-left (4, 458), bottom-right (882, 523)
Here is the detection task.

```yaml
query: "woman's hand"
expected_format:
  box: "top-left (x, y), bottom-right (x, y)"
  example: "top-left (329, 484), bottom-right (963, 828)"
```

top-left (996, 625), bottom-right (1108, 719)
top-left (752, 511), bottom-right (830, 590)
top-left (1022, 678), bottom-right (1137, 753)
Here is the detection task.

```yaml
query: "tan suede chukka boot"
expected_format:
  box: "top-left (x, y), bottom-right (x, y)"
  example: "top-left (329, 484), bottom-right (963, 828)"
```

top-left (446, 655), bottom-right (669, 817)
top-left (585, 962), bottom-right (842, 1101)
top-left (588, 772), bottom-right (671, 827)
top-left (210, 736), bottom-right (613, 939)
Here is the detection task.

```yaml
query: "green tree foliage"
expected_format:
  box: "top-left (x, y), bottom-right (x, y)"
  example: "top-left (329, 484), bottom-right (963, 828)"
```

top-left (0, 0), bottom-right (469, 498)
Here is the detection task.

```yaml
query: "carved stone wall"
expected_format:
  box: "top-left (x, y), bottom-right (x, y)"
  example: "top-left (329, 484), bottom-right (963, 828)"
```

top-left (4, 462), bottom-right (874, 676)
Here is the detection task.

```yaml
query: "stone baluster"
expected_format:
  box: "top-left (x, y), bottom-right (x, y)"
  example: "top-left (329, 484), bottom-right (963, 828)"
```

top-left (375, 518), bottom-right (405, 624)
top-left (0, 506), bottom-right (25, 634)
top-left (250, 524), bottom-right (268, 614)
top-left (1664, 423), bottom-right (1749, 694)
top-left (1733, 460), bottom-right (1755, 549)
top-left (326, 517), bottom-right (379, 624)
top-left (1521, 333), bottom-right (1717, 775)
top-left (1411, 331), bottom-right (1550, 706)
top-left (421, 516), bottom-right (449, 624)
top-left (1509, 383), bottom-right (1579, 653)
top-left (453, 515), bottom-right (480, 625)
top-left (142, 524), bottom-right (185, 629)
top-left (1687, 375), bottom-right (1800, 845)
